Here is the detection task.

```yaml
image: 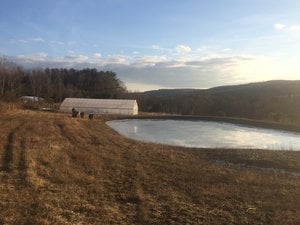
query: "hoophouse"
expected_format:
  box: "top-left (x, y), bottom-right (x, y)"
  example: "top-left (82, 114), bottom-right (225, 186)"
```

top-left (60, 98), bottom-right (138, 115)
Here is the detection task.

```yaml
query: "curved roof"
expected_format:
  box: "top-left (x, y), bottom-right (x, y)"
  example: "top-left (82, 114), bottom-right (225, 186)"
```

top-left (60, 98), bottom-right (138, 115)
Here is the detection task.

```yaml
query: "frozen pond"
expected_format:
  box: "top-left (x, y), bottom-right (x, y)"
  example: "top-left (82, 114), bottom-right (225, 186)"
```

top-left (106, 119), bottom-right (300, 151)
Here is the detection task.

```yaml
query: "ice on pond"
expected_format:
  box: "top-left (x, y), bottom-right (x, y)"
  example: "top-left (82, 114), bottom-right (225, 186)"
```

top-left (106, 119), bottom-right (300, 151)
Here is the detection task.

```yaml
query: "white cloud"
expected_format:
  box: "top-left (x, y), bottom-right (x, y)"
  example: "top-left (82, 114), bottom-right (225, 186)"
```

top-left (64, 53), bottom-right (89, 62)
top-left (149, 45), bottom-right (172, 52)
top-left (222, 48), bottom-right (231, 52)
top-left (93, 53), bottom-right (102, 58)
top-left (29, 37), bottom-right (44, 42)
top-left (290, 25), bottom-right (300, 31)
top-left (17, 52), bottom-right (48, 62)
top-left (274, 23), bottom-right (300, 32)
top-left (16, 37), bottom-right (44, 44)
top-left (274, 23), bottom-right (286, 30)
top-left (132, 55), bottom-right (168, 67)
top-left (197, 46), bottom-right (211, 52)
top-left (151, 45), bottom-right (161, 50)
top-left (105, 55), bottom-right (129, 64)
top-left (176, 45), bottom-right (192, 54)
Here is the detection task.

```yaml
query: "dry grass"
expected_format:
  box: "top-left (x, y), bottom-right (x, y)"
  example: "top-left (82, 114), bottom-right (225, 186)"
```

top-left (0, 109), bottom-right (299, 224)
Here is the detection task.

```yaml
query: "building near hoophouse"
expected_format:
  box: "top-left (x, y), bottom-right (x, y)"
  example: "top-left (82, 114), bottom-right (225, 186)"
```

top-left (20, 96), bottom-right (44, 102)
top-left (60, 98), bottom-right (138, 115)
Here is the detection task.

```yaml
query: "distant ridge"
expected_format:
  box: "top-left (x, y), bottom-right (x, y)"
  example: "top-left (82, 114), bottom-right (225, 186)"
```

top-left (143, 80), bottom-right (300, 97)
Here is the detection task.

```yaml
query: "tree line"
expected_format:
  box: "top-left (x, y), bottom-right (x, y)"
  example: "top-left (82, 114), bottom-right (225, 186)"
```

top-left (0, 57), bottom-right (126, 102)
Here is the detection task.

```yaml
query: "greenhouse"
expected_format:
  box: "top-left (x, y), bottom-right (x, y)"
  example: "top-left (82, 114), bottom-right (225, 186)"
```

top-left (60, 98), bottom-right (138, 115)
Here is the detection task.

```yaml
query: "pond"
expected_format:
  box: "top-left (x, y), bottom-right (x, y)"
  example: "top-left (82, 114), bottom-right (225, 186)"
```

top-left (106, 119), bottom-right (300, 151)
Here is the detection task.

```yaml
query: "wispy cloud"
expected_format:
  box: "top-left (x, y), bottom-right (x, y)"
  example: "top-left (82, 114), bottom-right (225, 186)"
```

top-left (274, 23), bottom-right (286, 30)
top-left (149, 45), bottom-right (172, 52)
top-left (132, 55), bottom-right (168, 67)
top-left (93, 52), bottom-right (102, 58)
top-left (222, 48), bottom-right (231, 52)
top-left (29, 37), bottom-right (44, 42)
top-left (274, 23), bottom-right (300, 32)
top-left (50, 40), bottom-right (65, 45)
top-left (151, 45), bottom-right (162, 50)
top-left (16, 52), bottom-right (48, 62)
top-left (14, 37), bottom-right (45, 44)
top-left (176, 45), bottom-right (192, 54)
top-left (64, 53), bottom-right (89, 62)
top-left (290, 25), bottom-right (300, 31)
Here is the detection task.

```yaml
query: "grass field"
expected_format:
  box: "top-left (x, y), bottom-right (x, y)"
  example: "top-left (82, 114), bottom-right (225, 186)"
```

top-left (0, 109), bottom-right (299, 224)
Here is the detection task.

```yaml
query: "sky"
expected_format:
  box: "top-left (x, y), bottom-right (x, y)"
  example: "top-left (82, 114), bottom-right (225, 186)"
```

top-left (1, 0), bottom-right (300, 91)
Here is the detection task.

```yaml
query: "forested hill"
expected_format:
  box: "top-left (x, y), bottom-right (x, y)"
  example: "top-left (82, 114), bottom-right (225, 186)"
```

top-left (209, 80), bottom-right (300, 95)
top-left (144, 80), bottom-right (300, 97)
top-left (127, 80), bottom-right (300, 123)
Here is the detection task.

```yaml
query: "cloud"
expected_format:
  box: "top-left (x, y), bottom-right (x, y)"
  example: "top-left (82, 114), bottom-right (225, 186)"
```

top-left (64, 53), bottom-right (89, 62)
top-left (274, 23), bottom-right (286, 30)
top-left (29, 37), bottom-right (44, 42)
top-left (151, 45), bottom-right (162, 50)
top-left (93, 52), bottom-right (102, 58)
top-left (222, 48), bottom-right (231, 52)
top-left (10, 50), bottom-right (296, 92)
top-left (132, 55), bottom-right (168, 67)
top-left (197, 46), bottom-right (211, 52)
top-left (11, 51), bottom-right (247, 90)
top-left (176, 45), bottom-right (192, 54)
top-left (105, 55), bottom-right (129, 64)
top-left (15, 37), bottom-right (44, 44)
top-left (149, 45), bottom-right (172, 52)
top-left (16, 52), bottom-right (48, 62)
top-left (274, 23), bottom-right (300, 32)
top-left (290, 25), bottom-right (300, 31)
top-left (17, 39), bottom-right (28, 43)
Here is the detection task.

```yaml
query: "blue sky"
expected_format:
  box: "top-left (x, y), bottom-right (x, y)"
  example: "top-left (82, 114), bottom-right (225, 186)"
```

top-left (1, 0), bottom-right (300, 91)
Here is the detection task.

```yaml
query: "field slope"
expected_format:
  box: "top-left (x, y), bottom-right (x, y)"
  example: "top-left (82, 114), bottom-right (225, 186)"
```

top-left (0, 110), bottom-right (299, 224)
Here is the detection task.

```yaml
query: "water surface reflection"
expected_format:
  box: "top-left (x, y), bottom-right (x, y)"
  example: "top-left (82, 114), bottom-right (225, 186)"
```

top-left (107, 119), bottom-right (300, 150)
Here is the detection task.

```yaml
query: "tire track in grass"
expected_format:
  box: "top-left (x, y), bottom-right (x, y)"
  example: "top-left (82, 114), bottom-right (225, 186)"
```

top-left (2, 122), bottom-right (26, 174)
top-left (0, 112), bottom-right (40, 224)
top-left (3, 130), bottom-right (15, 173)
top-left (82, 119), bottom-right (146, 224)
top-left (54, 116), bottom-right (140, 223)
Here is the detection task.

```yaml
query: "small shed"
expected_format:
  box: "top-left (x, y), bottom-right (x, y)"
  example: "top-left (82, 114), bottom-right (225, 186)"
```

top-left (59, 98), bottom-right (138, 115)
top-left (20, 96), bottom-right (44, 102)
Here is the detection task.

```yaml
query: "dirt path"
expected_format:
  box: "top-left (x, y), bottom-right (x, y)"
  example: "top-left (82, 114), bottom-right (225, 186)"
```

top-left (0, 110), bottom-right (299, 224)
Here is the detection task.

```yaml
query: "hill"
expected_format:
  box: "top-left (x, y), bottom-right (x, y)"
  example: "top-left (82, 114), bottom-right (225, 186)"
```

top-left (144, 80), bottom-right (300, 96)
top-left (128, 80), bottom-right (300, 123)
top-left (0, 108), bottom-right (299, 224)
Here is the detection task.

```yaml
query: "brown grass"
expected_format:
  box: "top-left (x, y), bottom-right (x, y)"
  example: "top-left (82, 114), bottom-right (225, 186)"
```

top-left (0, 109), bottom-right (299, 224)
